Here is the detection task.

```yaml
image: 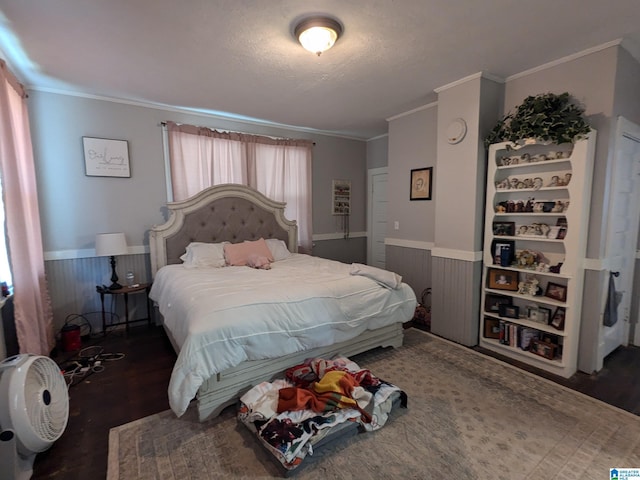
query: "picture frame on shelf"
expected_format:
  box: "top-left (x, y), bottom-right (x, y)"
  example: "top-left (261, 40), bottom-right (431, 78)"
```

top-left (547, 225), bottom-right (562, 239)
top-left (545, 282), bottom-right (567, 302)
top-left (526, 305), bottom-right (541, 323)
top-left (540, 332), bottom-right (559, 345)
top-left (525, 305), bottom-right (551, 324)
top-left (550, 307), bottom-right (566, 330)
top-left (483, 318), bottom-right (501, 339)
top-left (484, 294), bottom-right (512, 313)
top-left (491, 239), bottom-right (515, 266)
top-left (537, 307), bottom-right (552, 325)
top-left (488, 268), bottom-right (519, 291)
top-left (492, 221), bottom-right (515, 237)
top-left (499, 304), bottom-right (520, 319)
top-left (410, 167), bottom-right (433, 201)
top-left (530, 339), bottom-right (557, 360)
top-left (557, 227), bottom-right (567, 240)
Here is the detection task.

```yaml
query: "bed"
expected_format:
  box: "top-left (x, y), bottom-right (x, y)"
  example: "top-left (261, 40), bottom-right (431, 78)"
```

top-left (148, 184), bottom-right (417, 421)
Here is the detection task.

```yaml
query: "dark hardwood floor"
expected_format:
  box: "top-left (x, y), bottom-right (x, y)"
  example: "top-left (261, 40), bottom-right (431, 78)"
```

top-left (33, 326), bottom-right (176, 480)
top-left (31, 323), bottom-right (640, 479)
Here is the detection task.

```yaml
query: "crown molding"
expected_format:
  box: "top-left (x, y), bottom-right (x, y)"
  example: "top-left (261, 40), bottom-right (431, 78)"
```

top-left (386, 101), bottom-right (438, 122)
top-left (27, 86), bottom-right (368, 142)
top-left (434, 72), bottom-right (504, 93)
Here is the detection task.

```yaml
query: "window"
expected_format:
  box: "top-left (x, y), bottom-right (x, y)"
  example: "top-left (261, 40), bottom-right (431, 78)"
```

top-left (165, 122), bottom-right (313, 251)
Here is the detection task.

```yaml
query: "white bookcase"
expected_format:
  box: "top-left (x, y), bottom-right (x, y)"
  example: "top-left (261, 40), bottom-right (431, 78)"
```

top-left (479, 133), bottom-right (596, 378)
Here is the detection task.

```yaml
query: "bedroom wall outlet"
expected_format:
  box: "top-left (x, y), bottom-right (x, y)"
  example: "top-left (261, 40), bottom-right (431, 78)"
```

top-left (394, 221), bottom-right (399, 230)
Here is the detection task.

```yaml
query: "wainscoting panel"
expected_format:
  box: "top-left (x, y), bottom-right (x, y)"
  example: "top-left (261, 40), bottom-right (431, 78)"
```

top-left (385, 245), bottom-right (431, 299)
top-left (430, 256), bottom-right (481, 346)
top-left (312, 237), bottom-right (367, 264)
top-left (45, 254), bottom-right (151, 336)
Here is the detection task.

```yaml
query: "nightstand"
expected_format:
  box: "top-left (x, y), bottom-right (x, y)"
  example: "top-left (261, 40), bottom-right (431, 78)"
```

top-left (96, 283), bottom-right (152, 334)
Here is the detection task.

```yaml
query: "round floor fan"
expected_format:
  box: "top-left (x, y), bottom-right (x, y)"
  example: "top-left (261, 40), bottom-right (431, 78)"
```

top-left (0, 354), bottom-right (69, 480)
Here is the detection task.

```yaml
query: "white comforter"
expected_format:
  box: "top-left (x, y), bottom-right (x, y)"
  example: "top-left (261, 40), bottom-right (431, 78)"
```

top-left (149, 254), bottom-right (417, 417)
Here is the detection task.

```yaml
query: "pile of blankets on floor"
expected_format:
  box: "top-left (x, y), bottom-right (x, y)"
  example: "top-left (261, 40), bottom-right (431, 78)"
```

top-left (238, 355), bottom-right (407, 472)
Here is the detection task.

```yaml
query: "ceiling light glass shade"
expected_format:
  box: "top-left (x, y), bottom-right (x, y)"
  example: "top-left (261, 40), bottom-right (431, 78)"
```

top-left (295, 17), bottom-right (342, 56)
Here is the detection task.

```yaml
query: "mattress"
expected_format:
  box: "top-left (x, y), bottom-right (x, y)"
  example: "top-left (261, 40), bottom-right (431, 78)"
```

top-left (149, 253), bottom-right (416, 417)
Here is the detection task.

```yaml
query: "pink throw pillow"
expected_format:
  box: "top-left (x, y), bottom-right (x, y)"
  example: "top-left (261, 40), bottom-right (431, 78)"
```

top-left (224, 238), bottom-right (274, 266)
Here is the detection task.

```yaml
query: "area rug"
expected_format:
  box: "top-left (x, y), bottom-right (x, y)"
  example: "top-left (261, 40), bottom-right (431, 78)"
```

top-left (108, 328), bottom-right (640, 479)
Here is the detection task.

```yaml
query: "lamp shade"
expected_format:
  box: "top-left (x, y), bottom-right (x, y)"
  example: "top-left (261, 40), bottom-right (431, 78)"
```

top-left (95, 233), bottom-right (128, 257)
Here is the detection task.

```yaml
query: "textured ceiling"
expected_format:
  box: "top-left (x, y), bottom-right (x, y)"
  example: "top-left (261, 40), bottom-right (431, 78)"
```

top-left (1, 0), bottom-right (640, 139)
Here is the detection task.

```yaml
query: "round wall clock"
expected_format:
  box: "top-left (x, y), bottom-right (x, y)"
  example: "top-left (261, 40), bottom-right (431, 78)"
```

top-left (446, 118), bottom-right (467, 144)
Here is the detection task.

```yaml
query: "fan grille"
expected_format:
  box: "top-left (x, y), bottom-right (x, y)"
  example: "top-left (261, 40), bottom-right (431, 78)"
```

top-left (24, 357), bottom-right (69, 442)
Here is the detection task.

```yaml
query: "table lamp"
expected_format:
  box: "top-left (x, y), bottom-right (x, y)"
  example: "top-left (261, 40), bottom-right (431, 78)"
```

top-left (95, 232), bottom-right (128, 290)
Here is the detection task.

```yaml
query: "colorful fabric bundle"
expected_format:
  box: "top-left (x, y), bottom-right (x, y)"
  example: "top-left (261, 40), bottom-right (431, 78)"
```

top-left (238, 356), bottom-right (407, 473)
top-left (285, 356), bottom-right (380, 389)
top-left (278, 370), bottom-right (373, 423)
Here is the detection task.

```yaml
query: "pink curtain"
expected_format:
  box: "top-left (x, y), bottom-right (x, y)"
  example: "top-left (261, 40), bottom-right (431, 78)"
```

top-left (0, 60), bottom-right (54, 355)
top-left (167, 122), bottom-right (313, 252)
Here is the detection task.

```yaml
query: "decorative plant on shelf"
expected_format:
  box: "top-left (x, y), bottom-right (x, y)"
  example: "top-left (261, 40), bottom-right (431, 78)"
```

top-left (484, 92), bottom-right (591, 148)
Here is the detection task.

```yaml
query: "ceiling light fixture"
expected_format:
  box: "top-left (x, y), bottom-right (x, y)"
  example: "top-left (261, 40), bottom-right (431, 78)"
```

top-left (294, 16), bottom-right (342, 56)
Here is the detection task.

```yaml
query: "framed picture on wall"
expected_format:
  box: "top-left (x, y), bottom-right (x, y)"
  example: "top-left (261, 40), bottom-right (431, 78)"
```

top-left (83, 137), bottom-right (131, 178)
top-left (332, 179), bottom-right (351, 215)
top-left (410, 167), bottom-right (433, 201)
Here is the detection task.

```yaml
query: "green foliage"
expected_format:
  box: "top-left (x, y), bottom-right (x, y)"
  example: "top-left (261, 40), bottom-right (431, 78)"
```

top-left (484, 92), bottom-right (591, 148)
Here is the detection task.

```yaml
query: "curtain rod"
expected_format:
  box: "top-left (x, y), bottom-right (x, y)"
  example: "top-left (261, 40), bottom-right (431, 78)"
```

top-left (160, 121), bottom-right (316, 145)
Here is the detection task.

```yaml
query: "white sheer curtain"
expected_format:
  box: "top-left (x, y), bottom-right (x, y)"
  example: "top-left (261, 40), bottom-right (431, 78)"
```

top-left (166, 122), bottom-right (313, 251)
top-left (0, 60), bottom-right (54, 355)
top-left (168, 124), bottom-right (247, 200)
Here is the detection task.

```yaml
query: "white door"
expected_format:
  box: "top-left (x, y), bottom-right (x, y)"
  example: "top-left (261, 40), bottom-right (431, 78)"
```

top-left (599, 117), bottom-right (640, 363)
top-left (367, 167), bottom-right (388, 268)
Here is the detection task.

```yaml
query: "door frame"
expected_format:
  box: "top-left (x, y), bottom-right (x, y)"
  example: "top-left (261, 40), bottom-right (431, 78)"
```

top-left (367, 167), bottom-right (388, 266)
top-left (597, 116), bottom-right (640, 367)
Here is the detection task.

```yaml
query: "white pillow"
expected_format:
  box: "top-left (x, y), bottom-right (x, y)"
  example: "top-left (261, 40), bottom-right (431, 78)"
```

top-left (265, 238), bottom-right (292, 261)
top-left (180, 242), bottom-right (228, 268)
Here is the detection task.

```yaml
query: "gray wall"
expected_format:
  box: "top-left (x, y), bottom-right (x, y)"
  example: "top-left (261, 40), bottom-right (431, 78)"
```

top-left (503, 46), bottom-right (618, 260)
top-left (612, 46), bottom-right (640, 130)
top-left (366, 135), bottom-right (389, 169)
top-left (312, 237), bottom-right (367, 265)
top-left (27, 91), bottom-right (368, 330)
top-left (384, 44), bottom-right (640, 359)
top-left (385, 245), bottom-right (431, 300)
top-left (387, 106), bottom-right (438, 242)
top-left (434, 77), bottom-right (484, 253)
top-left (28, 91), bottom-right (368, 253)
top-left (429, 75), bottom-right (501, 346)
top-left (383, 105), bottom-right (438, 298)
top-left (312, 138), bottom-right (367, 236)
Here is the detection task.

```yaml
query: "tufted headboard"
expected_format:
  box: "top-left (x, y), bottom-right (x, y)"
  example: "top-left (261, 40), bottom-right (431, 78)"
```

top-left (149, 184), bottom-right (298, 277)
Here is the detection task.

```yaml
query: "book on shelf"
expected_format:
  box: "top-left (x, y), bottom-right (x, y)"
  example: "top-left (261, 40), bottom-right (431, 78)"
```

top-left (498, 321), bottom-right (541, 350)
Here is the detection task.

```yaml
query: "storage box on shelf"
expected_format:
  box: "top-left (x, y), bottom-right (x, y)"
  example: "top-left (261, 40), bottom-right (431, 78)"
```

top-left (479, 133), bottom-right (596, 378)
